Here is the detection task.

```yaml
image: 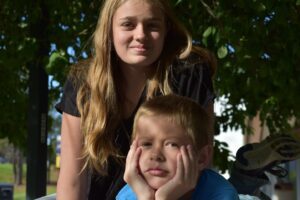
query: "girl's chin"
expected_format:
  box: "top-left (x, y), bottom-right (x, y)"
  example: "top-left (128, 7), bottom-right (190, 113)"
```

top-left (129, 59), bottom-right (153, 67)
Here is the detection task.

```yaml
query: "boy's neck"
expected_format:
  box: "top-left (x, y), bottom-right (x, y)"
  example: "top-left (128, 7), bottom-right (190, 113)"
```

top-left (178, 190), bottom-right (194, 200)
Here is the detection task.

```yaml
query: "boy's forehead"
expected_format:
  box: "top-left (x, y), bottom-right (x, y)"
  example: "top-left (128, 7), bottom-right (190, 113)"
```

top-left (135, 114), bottom-right (187, 137)
top-left (137, 114), bottom-right (177, 127)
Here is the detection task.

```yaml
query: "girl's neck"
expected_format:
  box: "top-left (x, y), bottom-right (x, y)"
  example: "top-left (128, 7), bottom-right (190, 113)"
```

top-left (119, 63), bottom-right (149, 118)
top-left (121, 66), bottom-right (147, 90)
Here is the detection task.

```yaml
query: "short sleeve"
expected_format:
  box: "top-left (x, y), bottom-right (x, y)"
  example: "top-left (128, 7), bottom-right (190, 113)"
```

top-left (116, 184), bottom-right (137, 200)
top-left (170, 54), bottom-right (215, 107)
top-left (55, 78), bottom-right (80, 117)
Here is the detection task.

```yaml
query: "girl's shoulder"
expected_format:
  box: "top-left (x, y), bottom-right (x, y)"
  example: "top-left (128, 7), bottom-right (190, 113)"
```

top-left (172, 45), bottom-right (216, 77)
top-left (169, 46), bottom-right (216, 106)
top-left (68, 57), bottom-right (93, 89)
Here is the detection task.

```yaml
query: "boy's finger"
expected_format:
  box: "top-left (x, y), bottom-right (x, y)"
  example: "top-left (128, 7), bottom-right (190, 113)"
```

top-left (187, 145), bottom-right (197, 170)
top-left (187, 145), bottom-right (195, 161)
top-left (176, 153), bottom-right (184, 180)
top-left (180, 146), bottom-right (189, 178)
top-left (126, 140), bottom-right (138, 163)
top-left (133, 147), bottom-right (142, 167)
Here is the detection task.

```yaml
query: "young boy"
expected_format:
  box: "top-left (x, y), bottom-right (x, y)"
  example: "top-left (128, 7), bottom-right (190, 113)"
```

top-left (116, 95), bottom-right (239, 200)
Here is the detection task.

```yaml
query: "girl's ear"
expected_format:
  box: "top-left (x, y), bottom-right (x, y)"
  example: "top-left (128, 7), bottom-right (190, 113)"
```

top-left (197, 145), bottom-right (213, 170)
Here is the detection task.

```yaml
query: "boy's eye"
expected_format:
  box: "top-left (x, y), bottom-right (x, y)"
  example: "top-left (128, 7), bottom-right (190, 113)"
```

top-left (166, 142), bottom-right (179, 148)
top-left (140, 142), bottom-right (152, 147)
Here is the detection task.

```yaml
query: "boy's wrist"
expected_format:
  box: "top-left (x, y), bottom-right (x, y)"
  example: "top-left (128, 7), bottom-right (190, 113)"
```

top-left (136, 190), bottom-right (154, 200)
top-left (155, 197), bottom-right (173, 200)
top-left (155, 193), bottom-right (173, 200)
top-left (137, 194), bottom-right (154, 200)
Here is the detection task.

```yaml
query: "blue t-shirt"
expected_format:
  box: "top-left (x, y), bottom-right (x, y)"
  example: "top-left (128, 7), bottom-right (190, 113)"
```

top-left (116, 169), bottom-right (239, 200)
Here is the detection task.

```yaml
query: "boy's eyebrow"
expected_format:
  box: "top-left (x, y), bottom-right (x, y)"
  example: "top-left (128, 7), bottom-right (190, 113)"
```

top-left (136, 136), bottom-right (151, 140)
top-left (166, 136), bottom-right (187, 141)
top-left (167, 137), bottom-right (182, 140)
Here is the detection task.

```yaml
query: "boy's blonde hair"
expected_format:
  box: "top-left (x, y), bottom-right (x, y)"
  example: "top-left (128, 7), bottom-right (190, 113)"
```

top-left (132, 95), bottom-right (212, 150)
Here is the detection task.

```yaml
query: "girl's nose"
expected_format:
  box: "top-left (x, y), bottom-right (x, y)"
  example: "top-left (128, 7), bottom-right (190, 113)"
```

top-left (134, 24), bottom-right (147, 41)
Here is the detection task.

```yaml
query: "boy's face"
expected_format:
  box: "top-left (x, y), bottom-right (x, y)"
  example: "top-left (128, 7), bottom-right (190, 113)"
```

top-left (135, 114), bottom-right (194, 190)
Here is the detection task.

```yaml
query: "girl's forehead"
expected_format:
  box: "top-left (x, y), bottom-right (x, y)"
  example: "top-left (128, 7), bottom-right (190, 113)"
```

top-left (113, 0), bottom-right (165, 24)
top-left (115, 0), bottom-right (163, 14)
top-left (120, 0), bottom-right (156, 5)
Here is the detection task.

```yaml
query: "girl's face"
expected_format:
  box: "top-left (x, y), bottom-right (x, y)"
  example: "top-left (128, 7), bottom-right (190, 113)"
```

top-left (112, 0), bottom-right (167, 70)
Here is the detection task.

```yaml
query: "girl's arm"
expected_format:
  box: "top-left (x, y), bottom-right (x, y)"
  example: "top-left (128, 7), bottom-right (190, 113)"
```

top-left (56, 113), bottom-right (88, 200)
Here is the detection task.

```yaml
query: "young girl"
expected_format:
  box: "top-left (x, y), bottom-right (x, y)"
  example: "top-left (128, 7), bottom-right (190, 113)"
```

top-left (56, 0), bottom-right (215, 199)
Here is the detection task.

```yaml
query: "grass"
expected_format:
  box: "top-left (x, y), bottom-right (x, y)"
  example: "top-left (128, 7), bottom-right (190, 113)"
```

top-left (0, 163), bottom-right (15, 182)
top-left (0, 163), bottom-right (58, 200)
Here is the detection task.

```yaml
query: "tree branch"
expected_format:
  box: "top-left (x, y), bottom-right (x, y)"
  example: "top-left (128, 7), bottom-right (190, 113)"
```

top-left (200, 0), bottom-right (218, 19)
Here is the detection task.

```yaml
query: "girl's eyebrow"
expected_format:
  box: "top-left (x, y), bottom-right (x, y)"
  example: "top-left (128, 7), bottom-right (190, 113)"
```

top-left (119, 16), bottom-right (164, 21)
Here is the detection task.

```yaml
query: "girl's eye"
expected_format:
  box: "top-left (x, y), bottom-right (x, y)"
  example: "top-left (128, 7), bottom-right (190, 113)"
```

top-left (147, 23), bottom-right (161, 30)
top-left (121, 22), bottom-right (134, 29)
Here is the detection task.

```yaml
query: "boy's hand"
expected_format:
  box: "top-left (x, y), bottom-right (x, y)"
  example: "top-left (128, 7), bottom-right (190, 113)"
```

top-left (155, 145), bottom-right (199, 200)
top-left (124, 140), bottom-right (155, 200)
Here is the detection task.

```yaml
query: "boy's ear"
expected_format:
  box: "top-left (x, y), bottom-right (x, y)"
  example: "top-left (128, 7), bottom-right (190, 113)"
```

top-left (197, 145), bottom-right (213, 170)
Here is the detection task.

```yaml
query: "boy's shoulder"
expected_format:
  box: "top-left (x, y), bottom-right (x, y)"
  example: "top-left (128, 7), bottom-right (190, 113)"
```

top-left (198, 169), bottom-right (232, 186)
top-left (193, 169), bottom-right (239, 200)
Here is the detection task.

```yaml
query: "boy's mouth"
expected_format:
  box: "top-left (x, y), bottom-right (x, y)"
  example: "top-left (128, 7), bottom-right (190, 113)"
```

top-left (146, 167), bottom-right (168, 176)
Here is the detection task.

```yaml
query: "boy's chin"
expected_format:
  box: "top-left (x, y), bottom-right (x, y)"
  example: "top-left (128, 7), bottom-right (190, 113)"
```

top-left (147, 179), bottom-right (169, 190)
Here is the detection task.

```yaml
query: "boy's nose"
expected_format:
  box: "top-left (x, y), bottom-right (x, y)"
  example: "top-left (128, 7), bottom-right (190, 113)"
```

top-left (150, 148), bottom-right (165, 162)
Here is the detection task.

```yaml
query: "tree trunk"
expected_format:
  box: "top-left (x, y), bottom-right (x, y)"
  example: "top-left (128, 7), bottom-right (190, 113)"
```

top-left (13, 147), bottom-right (23, 185)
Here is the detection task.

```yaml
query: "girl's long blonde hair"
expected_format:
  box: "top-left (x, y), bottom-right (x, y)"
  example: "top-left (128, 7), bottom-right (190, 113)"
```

top-left (74, 0), bottom-right (211, 175)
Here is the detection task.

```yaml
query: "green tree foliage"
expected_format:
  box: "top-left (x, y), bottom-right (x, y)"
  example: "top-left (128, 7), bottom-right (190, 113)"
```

top-left (1, 0), bottom-right (300, 169)
top-left (0, 0), bottom-right (30, 150)
top-left (174, 0), bottom-right (300, 134)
